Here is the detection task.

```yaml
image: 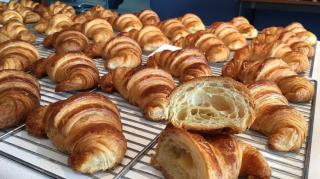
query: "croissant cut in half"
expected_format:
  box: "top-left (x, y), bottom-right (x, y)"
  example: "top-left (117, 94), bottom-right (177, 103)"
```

top-left (152, 125), bottom-right (272, 179)
top-left (168, 76), bottom-right (255, 133)
top-left (26, 92), bottom-right (127, 173)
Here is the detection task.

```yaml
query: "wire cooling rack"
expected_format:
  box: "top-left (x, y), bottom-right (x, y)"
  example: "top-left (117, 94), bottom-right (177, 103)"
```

top-left (0, 34), bottom-right (317, 179)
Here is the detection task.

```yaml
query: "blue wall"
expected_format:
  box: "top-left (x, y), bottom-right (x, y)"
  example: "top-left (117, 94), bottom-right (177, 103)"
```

top-left (150, 0), bottom-right (320, 36)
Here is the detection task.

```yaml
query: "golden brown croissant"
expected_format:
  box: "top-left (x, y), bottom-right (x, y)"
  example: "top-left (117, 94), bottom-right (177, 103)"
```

top-left (93, 35), bottom-right (142, 70)
top-left (230, 16), bottom-right (258, 39)
top-left (147, 48), bottom-right (211, 82)
top-left (0, 69), bottom-right (40, 129)
top-left (113, 13), bottom-right (143, 32)
top-left (43, 29), bottom-right (89, 54)
top-left (26, 92), bottom-right (127, 173)
top-left (0, 20), bottom-right (35, 43)
top-left (136, 9), bottom-right (160, 26)
top-left (0, 40), bottom-right (39, 71)
top-left (74, 5), bottom-right (118, 25)
top-left (15, 6), bottom-right (40, 23)
top-left (159, 18), bottom-right (190, 42)
top-left (0, 9), bottom-right (24, 24)
top-left (167, 76), bottom-right (255, 133)
top-left (33, 52), bottom-right (99, 92)
top-left (247, 80), bottom-right (308, 151)
top-left (45, 14), bottom-right (74, 35)
top-left (285, 22), bottom-right (317, 46)
top-left (45, 1), bottom-right (75, 19)
top-left (174, 30), bottom-right (230, 63)
top-left (100, 66), bottom-right (175, 121)
top-left (152, 125), bottom-right (271, 179)
top-left (209, 22), bottom-right (246, 50)
top-left (82, 18), bottom-right (113, 44)
top-left (124, 25), bottom-right (170, 52)
top-left (179, 13), bottom-right (205, 33)
top-left (19, 0), bottom-right (40, 10)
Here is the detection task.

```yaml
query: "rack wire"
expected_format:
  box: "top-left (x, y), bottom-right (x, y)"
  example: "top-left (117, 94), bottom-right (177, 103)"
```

top-left (0, 34), bottom-right (317, 179)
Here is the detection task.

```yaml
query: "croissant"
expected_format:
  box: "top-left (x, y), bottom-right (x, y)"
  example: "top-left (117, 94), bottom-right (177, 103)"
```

top-left (33, 52), bottom-right (99, 92)
top-left (124, 25), bottom-right (170, 52)
top-left (43, 29), bottom-right (89, 54)
top-left (174, 30), bottom-right (230, 63)
top-left (0, 10), bottom-right (24, 24)
top-left (0, 40), bottom-right (39, 71)
top-left (26, 92), bottom-right (127, 173)
top-left (147, 48), bottom-right (211, 82)
top-left (74, 5), bottom-right (118, 25)
top-left (0, 20), bottom-right (36, 43)
top-left (152, 125), bottom-right (271, 179)
top-left (44, 1), bottom-right (75, 19)
top-left (45, 14), bottom-right (74, 35)
top-left (247, 80), bottom-right (307, 151)
top-left (285, 22), bottom-right (317, 46)
top-left (0, 69), bottom-right (40, 129)
top-left (82, 18), bottom-right (113, 44)
top-left (19, 0), bottom-right (40, 10)
top-left (94, 35), bottom-right (142, 70)
top-left (209, 22), bottom-right (246, 50)
top-left (179, 13), bottom-right (205, 33)
top-left (15, 6), bottom-right (40, 23)
top-left (100, 66), bottom-right (175, 121)
top-left (136, 9), bottom-right (160, 26)
top-left (114, 13), bottom-right (143, 32)
top-left (230, 16), bottom-right (258, 39)
top-left (159, 18), bottom-right (189, 42)
top-left (168, 76), bottom-right (255, 133)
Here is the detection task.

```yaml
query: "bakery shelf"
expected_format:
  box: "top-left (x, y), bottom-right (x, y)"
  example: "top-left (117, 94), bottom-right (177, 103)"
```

top-left (0, 32), bottom-right (318, 179)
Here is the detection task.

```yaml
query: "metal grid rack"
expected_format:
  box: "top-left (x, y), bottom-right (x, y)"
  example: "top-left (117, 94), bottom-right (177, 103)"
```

top-left (0, 33), bottom-right (317, 179)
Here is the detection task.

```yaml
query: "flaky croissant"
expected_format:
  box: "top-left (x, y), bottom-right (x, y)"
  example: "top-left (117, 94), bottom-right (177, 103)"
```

top-left (147, 48), bottom-right (211, 82)
top-left (100, 66), bottom-right (175, 121)
top-left (0, 40), bottom-right (39, 71)
top-left (136, 9), bottom-right (160, 26)
top-left (159, 18), bottom-right (189, 42)
top-left (209, 22), bottom-right (246, 50)
top-left (0, 20), bottom-right (36, 43)
top-left (152, 125), bottom-right (271, 179)
top-left (13, 5), bottom-right (40, 23)
top-left (74, 5), bottom-right (118, 25)
top-left (174, 30), bottom-right (230, 63)
top-left (35, 14), bottom-right (74, 35)
top-left (19, 0), bottom-right (40, 10)
top-left (82, 18), bottom-right (113, 44)
top-left (247, 80), bottom-right (307, 151)
top-left (230, 16), bottom-right (258, 39)
top-left (0, 10), bottom-right (23, 24)
top-left (124, 25), bottom-right (170, 52)
top-left (33, 52), bottom-right (99, 92)
top-left (0, 69), bottom-right (40, 129)
top-left (179, 13), bottom-right (205, 33)
top-left (41, 1), bottom-right (75, 19)
top-left (43, 29), bottom-right (89, 54)
top-left (285, 22), bottom-right (317, 46)
top-left (114, 13), bottom-right (143, 32)
top-left (167, 76), bottom-right (255, 133)
top-left (26, 92), bottom-right (127, 173)
top-left (93, 35), bottom-right (142, 70)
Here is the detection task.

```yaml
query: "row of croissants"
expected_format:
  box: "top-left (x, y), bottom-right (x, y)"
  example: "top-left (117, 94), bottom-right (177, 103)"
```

top-left (0, 1), bottom-right (317, 178)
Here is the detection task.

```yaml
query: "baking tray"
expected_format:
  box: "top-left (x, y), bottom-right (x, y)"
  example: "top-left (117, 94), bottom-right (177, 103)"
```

top-left (0, 34), bottom-right (317, 179)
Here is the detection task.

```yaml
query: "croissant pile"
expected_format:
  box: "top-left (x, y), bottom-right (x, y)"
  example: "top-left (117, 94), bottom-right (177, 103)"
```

top-left (82, 18), bottom-right (113, 44)
top-left (147, 48), bottom-right (211, 82)
top-left (43, 29), bottom-right (89, 54)
top-left (230, 16), bottom-right (258, 39)
top-left (100, 66), bottom-right (175, 121)
top-left (0, 20), bottom-right (35, 43)
top-left (0, 69), bottom-right (40, 129)
top-left (174, 30), bottom-right (230, 62)
top-left (26, 92), bottom-right (127, 173)
top-left (136, 9), bottom-right (160, 26)
top-left (159, 18), bottom-right (190, 42)
top-left (74, 5), bottom-right (118, 25)
top-left (92, 35), bottom-right (142, 69)
top-left (0, 40), bottom-right (39, 71)
top-left (32, 52), bottom-right (99, 92)
top-left (124, 25), bottom-right (170, 52)
top-left (208, 22), bottom-right (247, 50)
top-left (113, 13), bottom-right (143, 32)
top-left (179, 13), bottom-right (205, 33)
top-left (247, 80), bottom-right (307, 151)
top-left (152, 125), bottom-right (271, 179)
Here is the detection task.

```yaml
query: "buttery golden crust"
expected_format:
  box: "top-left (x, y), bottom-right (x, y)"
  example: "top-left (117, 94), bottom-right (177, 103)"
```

top-left (152, 125), bottom-right (271, 179)
top-left (0, 20), bottom-right (36, 43)
top-left (230, 16), bottom-right (258, 39)
top-left (0, 10), bottom-right (23, 24)
top-left (168, 76), bottom-right (255, 133)
top-left (0, 69), bottom-right (40, 129)
top-left (179, 13), bottom-right (205, 33)
top-left (136, 9), bottom-right (160, 26)
top-left (159, 18), bottom-right (190, 42)
top-left (114, 13), bottom-right (143, 32)
top-left (25, 105), bottom-right (48, 137)
top-left (82, 18), bottom-right (113, 44)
